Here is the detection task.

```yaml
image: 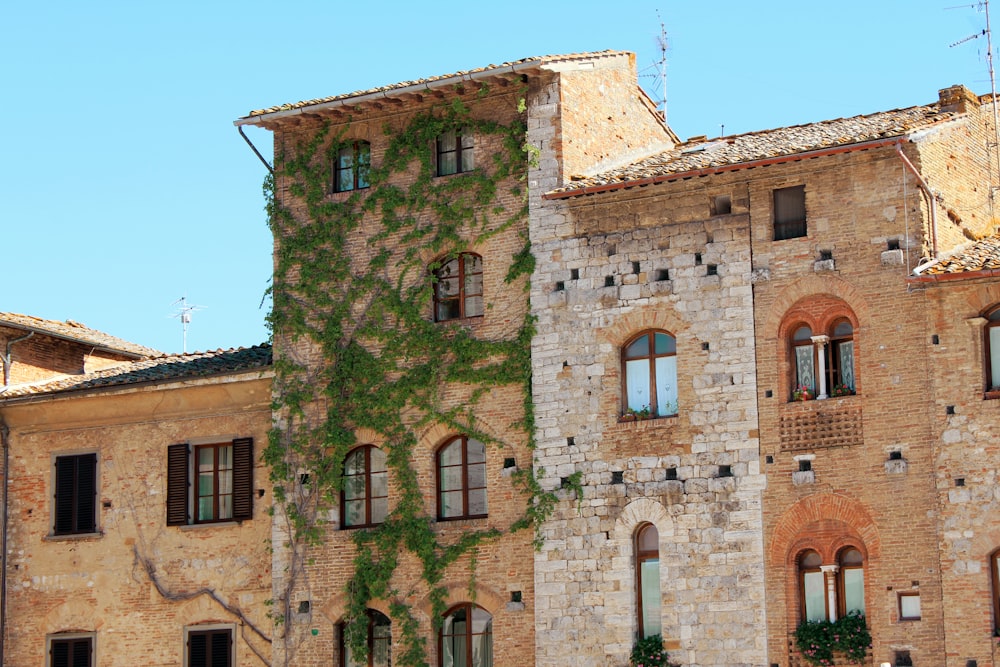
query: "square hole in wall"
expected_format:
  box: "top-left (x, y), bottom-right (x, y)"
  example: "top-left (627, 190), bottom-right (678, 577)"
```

top-left (889, 450), bottom-right (903, 461)
top-left (694, 252), bottom-right (703, 265)
top-left (711, 194), bottom-right (732, 216)
top-left (895, 650), bottom-right (913, 666)
top-left (555, 281), bottom-right (565, 292)
top-left (819, 249), bottom-right (833, 261)
top-left (632, 261), bottom-right (641, 274)
top-left (570, 268), bottom-right (579, 280)
top-left (665, 467), bottom-right (678, 480)
top-left (888, 238), bottom-right (901, 251)
top-left (798, 460), bottom-right (812, 472)
top-left (706, 264), bottom-right (718, 276)
top-left (503, 457), bottom-right (516, 469)
top-left (510, 591), bottom-right (522, 603)
top-left (655, 269), bottom-right (670, 281)
top-left (604, 276), bottom-right (615, 287)
top-left (611, 470), bottom-right (624, 484)
top-left (718, 465), bottom-right (733, 478)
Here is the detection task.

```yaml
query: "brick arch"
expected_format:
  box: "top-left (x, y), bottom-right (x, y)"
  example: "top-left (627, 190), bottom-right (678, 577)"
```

top-left (763, 275), bottom-right (870, 341)
top-left (416, 411), bottom-right (510, 453)
top-left (600, 307), bottom-right (690, 348)
top-left (611, 497), bottom-right (673, 543)
top-left (317, 591), bottom-right (392, 625)
top-left (769, 493), bottom-right (881, 565)
top-left (971, 283), bottom-right (1000, 315)
top-left (175, 595), bottom-right (232, 626)
top-left (43, 599), bottom-right (98, 634)
top-left (411, 582), bottom-right (505, 621)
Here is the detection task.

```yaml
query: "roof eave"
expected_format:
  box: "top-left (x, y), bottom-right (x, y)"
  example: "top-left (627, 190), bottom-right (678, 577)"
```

top-left (0, 320), bottom-right (152, 359)
top-left (544, 136), bottom-right (910, 200)
top-left (235, 60), bottom-right (546, 128)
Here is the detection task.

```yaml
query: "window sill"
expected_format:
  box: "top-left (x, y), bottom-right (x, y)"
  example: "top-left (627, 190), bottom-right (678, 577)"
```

top-left (44, 531), bottom-right (104, 542)
top-left (179, 521), bottom-right (243, 531)
top-left (436, 514), bottom-right (488, 524)
top-left (613, 414), bottom-right (678, 430)
top-left (984, 390), bottom-right (1000, 400)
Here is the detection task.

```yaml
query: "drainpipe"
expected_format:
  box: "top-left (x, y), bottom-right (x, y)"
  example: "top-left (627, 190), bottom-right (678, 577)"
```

top-left (3, 332), bottom-right (34, 387)
top-left (1, 418), bottom-right (10, 667)
top-left (895, 142), bottom-right (939, 259)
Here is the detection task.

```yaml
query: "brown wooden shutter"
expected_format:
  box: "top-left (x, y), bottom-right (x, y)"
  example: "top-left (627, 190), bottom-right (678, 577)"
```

top-left (231, 438), bottom-right (253, 522)
top-left (167, 443), bottom-right (190, 526)
top-left (76, 454), bottom-right (97, 533)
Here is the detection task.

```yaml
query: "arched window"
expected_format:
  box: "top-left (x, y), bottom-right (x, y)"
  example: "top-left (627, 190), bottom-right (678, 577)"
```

top-left (635, 523), bottom-right (662, 639)
top-left (433, 253), bottom-right (483, 322)
top-left (440, 603), bottom-right (492, 667)
top-left (838, 547), bottom-right (865, 616)
top-left (829, 320), bottom-right (855, 395)
top-left (985, 307), bottom-right (1000, 391)
top-left (342, 446), bottom-right (388, 528)
top-left (799, 550), bottom-right (826, 621)
top-left (622, 330), bottom-right (678, 417)
top-left (340, 609), bottom-right (391, 667)
top-left (437, 436), bottom-right (487, 520)
top-left (792, 325), bottom-right (816, 396)
top-left (333, 141), bottom-right (371, 193)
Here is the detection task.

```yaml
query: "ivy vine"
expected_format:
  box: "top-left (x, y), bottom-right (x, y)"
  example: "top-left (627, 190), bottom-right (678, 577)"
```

top-left (263, 86), bottom-right (553, 666)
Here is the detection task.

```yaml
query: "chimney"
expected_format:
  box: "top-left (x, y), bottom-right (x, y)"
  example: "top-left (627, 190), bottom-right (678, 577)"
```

top-left (938, 85), bottom-right (979, 113)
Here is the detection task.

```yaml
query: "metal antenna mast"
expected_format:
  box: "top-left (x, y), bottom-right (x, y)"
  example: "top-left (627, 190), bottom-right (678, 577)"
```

top-left (170, 296), bottom-right (205, 353)
top-left (639, 12), bottom-right (669, 126)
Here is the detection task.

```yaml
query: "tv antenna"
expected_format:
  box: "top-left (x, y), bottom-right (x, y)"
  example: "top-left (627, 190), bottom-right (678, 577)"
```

top-left (639, 11), bottom-right (669, 126)
top-left (170, 296), bottom-right (205, 353)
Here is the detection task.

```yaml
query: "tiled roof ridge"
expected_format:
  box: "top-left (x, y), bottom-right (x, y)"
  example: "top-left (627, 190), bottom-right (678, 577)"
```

top-left (551, 100), bottom-right (957, 196)
top-left (0, 343), bottom-right (272, 400)
top-left (0, 312), bottom-right (161, 357)
top-left (240, 50), bottom-right (629, 120)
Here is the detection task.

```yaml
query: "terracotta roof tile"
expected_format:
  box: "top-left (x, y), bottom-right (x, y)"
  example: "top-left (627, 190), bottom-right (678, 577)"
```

top-left (238, 51), bottom-right (628, 121)
top-left (549, 104), bottom-right (957, 196)
top-left (0, 344), bottom-right (272, 399)
top-left (0, 313), bottom-right (160, 357)
top-left (917, 234), bottom-right (1000, 275)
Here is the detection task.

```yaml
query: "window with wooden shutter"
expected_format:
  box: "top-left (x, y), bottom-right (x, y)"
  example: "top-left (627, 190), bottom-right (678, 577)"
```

top-left (168, 439), bottom-right (253, 526)
top-left (53, 453), bottom-right (97, 535)
top-left (187, 628), bottom-right (232, 667)
top-left (48, 635), bottom-right (93, 667)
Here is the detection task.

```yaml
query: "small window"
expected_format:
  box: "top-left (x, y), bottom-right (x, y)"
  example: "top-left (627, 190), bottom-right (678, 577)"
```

top-left (711, 194), bottom-right (732, 216)
top-left (437, 436), bottom-right (487, 520)
top-left (829, 320), bottom-right (855, 395)
top-left (985, 306), bottom-right (1000, 391)
top-left (635, 523), bottom-right (662, 639)
top-left (342, 446), bottom-right (388, 529)
top-left (774, 185), bottom-right (806, 240)
top-left (167, 439), bottom-right (254, 526)
top-left (838, 547), bottom-right (865, 616)
top-left (440, 603), bottom-right (492, 667)
top-left (187, 627), bottom-right (233, 667)
top-left (53, 453), bottom-right (97, 536)
top-left (333, 141), bottom-right (371, 192)
top-left (799, 550), bottom-right (826, 621)
top-left (898, 592), bottom-right (921, 621)
top-left (789, 318), bottom-right (856, 400)
top-left (48, 633), bottom-right (94, 667)
top-left (623, 330), bottom-right (678, 417)
top-left (436, 130), bottom-right (474, 176)
top-left (340, 610), bottom-right (391, 667)
top-left (433, 253), bottom-right (483, 322)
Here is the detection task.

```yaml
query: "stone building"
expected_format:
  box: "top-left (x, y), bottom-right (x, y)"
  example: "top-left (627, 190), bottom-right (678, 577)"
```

top-left (0, 315), bottom-right (272, 666)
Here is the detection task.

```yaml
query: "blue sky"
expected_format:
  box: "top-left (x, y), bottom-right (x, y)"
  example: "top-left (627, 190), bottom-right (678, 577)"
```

top-left (3, 1), bottom-right (993, 353)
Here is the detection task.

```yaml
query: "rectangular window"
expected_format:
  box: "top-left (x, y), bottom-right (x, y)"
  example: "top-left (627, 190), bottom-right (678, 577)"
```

top-left (774, 185), bottom-right (806, 240)
top-left (899, 592), bottom-right (921, 621)
top-left (803, 570), bottom-right (826, 621)
top-left (187, 628), bottom-right (232, 667)
top-left (48, 634), bottom-right (93, 667)
top-left (167, 439), bottom-right (253, 526)
top-left (436, 130), bottom-right (474, 176)
top-left (53, 453), bottom-right (97, 536)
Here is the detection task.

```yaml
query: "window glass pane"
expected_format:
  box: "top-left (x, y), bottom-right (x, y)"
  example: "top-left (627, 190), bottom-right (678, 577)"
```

top-left (441, 467), bottom-right (464, 491)
top-left (357, 143), bottom-right (371, 189)
top-left (467, 463), bottom-right (486, 490)
top-left (637, 524), bottom-right (658, 551)
top-left (990, 327), bottom-right (1000, 388)
top-left (440, 490), bottom-right (462, 518)
top-left (795, 346), bottom-right (816, 392)
top-left (218, 446), bottom-right (232, 469)
top-left (803, 570), bottom-right (826, 621)
top-left (840, 548), bottom-right (863, 566)
top-left (900, 594), bottom-right (921, 619)
top-left (626, 335), bottom-right (650, 358)
top-left (438, 152), bottom-right (457, 176)
top-left (198, 447), bottom-right (215, 470)
top-left (371, 496), bottom-right (388, 524)
top-left (467, 439), bottom-right (485, 463)
top-left (626, 359), bottom-right (651, 411)
top-left (371, 470), bottom-right (388, 498)
top-left (843, 567), bottom-right (865, 615)
top-left (465, 254), bottom-right (482, 274)
top-left (460, 131), bottom-right (474, 149)
top-left (465, 272), bottom-right (483, 298)
top-left (198, 472), bottom-right (214, 496)
top-left (833, 321), bottom-right (853, 337)
top-left (369, 447), bottom-right (386, 472)
top-left (467, 489), bottom-right (487, 516)
top-left (990, 309), bottom-right (1000, 322)
top-left (218, 494), bottom-right (232, 520)
top-left (775, 186), bottom-right (805, 224)
top-left (345, 474), bottom-right (366, 501)
top-left (838, 341), bottom-right (855, 390)
top-left (345, 499), bottom-right (364, 526)
top-left (218, 468), bottom-right (232, 494)
top-left (338, 169), bottom-right (354, 192)
top-left (460, 145), bottom-right (474, 172)
top-left (653, 332), bottom-right (676, 355)
top-left (654, 356), bottom-right (678, 416)
top-left (439, 131), bottom-right (457, 152)
top-left (793, 326), bottom-right (813, 342)
top-left (198, 496), bottom-right (214, 521)
top-left (640, 559), bottom-right (662, 638)
top-left (437, 299), bottom-right (461, 321)
top-left (801, 551), bottom-right (822, 568)
top-left (438, 277), bottom-right (459, 297)
top-left (440, 440), bottom-right (463, 466)
top-left (464, 295), bottom-right (483, 318)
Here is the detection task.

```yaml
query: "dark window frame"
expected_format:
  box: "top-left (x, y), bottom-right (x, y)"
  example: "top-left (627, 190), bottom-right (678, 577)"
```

top-left (167, 438), bottom-right (253, 527)
top-left (438, 603), bottom-right (492, 667)
top-left (773, 185), bottom-right (807, 240)
top-left (436, 436), bottom-right (488, 521)
top-left (333, 141), bottom-right (371, 193)
top-left (432, 253), bottom-right (484, 322)
top-left (836, 546), bottom-right (865, 618)
top-left (53, 453), bottom-right (97, 536)
top-left (341, 445), bottom-right (389, 529)
top-left (48, 633), bottom-right (94, 667)
top-left (339, 609), bottom-right (392, 667)
top-left (435, 129), bottom-right (474, 177)
top-left (984, 306), bottom-right (1000, 392)
top-left (187, 627), bottom-right (233, 667)
top-left (898, 591), bottom-right (921, 621)
top-left (621, 329), bottom-right (678, 417)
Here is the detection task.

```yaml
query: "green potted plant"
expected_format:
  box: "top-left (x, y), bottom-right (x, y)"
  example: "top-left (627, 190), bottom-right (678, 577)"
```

top-left (792, 384), bottom-right (814, 401)
top-left (630, 634), bottom-right (671, 667)
top-left (794, 611), bottom-right (871, 666)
